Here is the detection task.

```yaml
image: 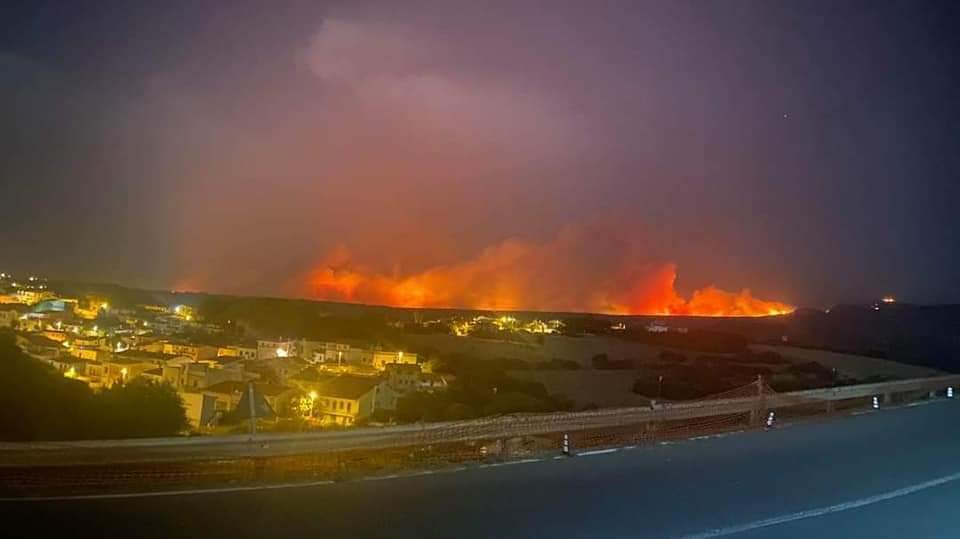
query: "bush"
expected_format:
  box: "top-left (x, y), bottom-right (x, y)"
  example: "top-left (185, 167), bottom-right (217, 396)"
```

top-left (94, 379), bottom-right (188, 438)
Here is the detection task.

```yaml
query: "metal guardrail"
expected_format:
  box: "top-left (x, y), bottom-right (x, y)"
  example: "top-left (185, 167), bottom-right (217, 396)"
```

top-left (2, 374), bottom-right (959, 468)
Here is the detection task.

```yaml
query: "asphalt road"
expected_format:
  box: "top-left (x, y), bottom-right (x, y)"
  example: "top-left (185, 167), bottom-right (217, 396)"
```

top-left (3, 399), bottom-right (960, 538)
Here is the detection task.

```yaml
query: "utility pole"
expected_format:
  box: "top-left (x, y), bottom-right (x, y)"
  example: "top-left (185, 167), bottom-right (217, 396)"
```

top-left (248, 382), bottom-right (257, 440)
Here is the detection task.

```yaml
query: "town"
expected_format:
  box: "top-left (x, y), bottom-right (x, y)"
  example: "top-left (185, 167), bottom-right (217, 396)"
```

top-left (0, 272), bottom-right (451, 432)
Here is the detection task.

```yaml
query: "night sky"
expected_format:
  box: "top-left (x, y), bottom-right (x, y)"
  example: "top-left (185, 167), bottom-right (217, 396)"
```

top-left (2, 1), bottom-right (959, 312)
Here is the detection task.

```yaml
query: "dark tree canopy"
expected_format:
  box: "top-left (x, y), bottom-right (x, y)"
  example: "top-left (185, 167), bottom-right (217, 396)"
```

top-left (0, 331), bottom-right (187, 441)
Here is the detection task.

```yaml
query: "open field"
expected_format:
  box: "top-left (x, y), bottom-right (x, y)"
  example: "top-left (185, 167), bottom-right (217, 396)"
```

top-left (507, 370), bottom-right (651, 408)
top-left (405, 333), bottom-right (673, 365)
top-left (753, 344), bottom-right (943, 379)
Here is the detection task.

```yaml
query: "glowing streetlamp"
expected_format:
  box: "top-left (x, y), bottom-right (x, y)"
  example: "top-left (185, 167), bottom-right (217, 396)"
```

top-left (308, 391), bottom-right (318, 419)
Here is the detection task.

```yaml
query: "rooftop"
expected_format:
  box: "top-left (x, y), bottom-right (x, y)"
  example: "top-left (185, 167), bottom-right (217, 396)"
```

top-left (203, 381), bottom-right (293, 397)
top-left (117, 350), bottom-right (183, 361)
top-left (315, 376), bottom-right (381, 400)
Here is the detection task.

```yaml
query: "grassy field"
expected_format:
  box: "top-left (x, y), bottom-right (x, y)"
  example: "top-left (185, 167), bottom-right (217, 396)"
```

top-left (406, 333), bottom-right (944, 409)
top-left (751, 344), bottom-right (943, 379)
top-left (405, 333), bottom-right (666, 365)
top-left (507, 370), bottom-right (651, 408)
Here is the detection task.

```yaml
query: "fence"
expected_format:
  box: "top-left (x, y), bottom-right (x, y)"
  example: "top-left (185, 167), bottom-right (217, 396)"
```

top-left (3, 374), bottom-right (959, 496)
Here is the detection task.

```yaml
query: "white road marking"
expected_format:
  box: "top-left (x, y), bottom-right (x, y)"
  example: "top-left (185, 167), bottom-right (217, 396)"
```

top-left (577, 448), bottom-right (619, 457)
top-left (680, 470), bottom-right (960, 538)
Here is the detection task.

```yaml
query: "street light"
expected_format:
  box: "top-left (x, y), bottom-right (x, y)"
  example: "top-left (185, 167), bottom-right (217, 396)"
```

top-left (308, 391), bottom-right (318, 419)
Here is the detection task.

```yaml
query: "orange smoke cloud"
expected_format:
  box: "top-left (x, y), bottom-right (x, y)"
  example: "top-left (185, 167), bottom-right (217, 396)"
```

top-left (305, 231), bottom-right (793, 317)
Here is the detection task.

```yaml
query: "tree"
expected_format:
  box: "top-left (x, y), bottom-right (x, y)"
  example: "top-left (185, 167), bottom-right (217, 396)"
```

top-left (0, 331), bottom-right (188, 441)
top-left (94, 379), bottom-right (188, 438)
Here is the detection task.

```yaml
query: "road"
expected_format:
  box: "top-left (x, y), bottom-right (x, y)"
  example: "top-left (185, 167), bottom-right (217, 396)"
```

top-left (3, 399), bottom-right (960, 538)
top-left (4, 375), bottom-right (956, 467)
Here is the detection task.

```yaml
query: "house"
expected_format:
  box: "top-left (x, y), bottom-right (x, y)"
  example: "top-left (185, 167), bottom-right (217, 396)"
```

top-left (67, 346), bottom-right (112, 362)
top-left (160, 357), bottom-right (247, 390)
top-left (256, 339), bottom-right (299, 360)
top-left (217, 344), bottom-right (257, 361)
top-left (15, 289), bottom-right (55, 305)
top-left (646, 321), bottom-right (669, 333)
top-left (289, 372), bottom-right (382, 426)
top-left (101, 356), bottom-right (159, 387)
top-left (312, 376), bottom-right (381, 426)
top-left (202, 381), bottom-right (297, 416)
top-left (372, 350), bottom-right (418, 370)
top-left (385, 363), bottom-right (449, 394)
top-left (258, 356), bottom-right (309, 384)
top-left (0, 303), bottom-right (30, 328)
top-left (297, 340), bottom-right (328, 363)
top-left (162, 341), bottom-right (218, 361)
top-left (177, 390), bottom-right (219, 429)
top-left (115, 349), bottom-right (186, 365)
top-left (16, 333), bottom-right (63, 360)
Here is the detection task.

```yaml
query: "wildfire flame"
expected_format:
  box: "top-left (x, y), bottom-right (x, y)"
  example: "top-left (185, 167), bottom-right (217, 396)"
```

top-left (306, 232), bottom-right (793, 317)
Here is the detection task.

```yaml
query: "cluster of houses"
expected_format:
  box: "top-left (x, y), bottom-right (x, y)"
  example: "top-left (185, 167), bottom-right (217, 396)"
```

top-left (0, 273), bottom-right (449, 431)
top-left (448, 315), bottom-right (565, 337)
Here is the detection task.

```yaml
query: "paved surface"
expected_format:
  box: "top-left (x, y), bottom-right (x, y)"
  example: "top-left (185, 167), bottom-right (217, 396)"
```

top-left (3, 400), bottom-right (960, 538)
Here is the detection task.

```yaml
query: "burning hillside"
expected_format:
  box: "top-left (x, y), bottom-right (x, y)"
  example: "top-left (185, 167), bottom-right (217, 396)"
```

top-left (305, 231), bottom-right (792, 317)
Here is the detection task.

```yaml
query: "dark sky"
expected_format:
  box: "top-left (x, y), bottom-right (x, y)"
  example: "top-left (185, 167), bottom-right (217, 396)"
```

top-left (1, 0), bottom-right (959, 311)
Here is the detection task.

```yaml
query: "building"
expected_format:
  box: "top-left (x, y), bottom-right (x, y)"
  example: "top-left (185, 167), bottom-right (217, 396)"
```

top-left (202, 381), bottom-right (297, 416)
top-left (177, 391), bottom-right (219, 429)
top-left (162, 341), bottom-right (218, 361)
top-left (67, 346), bottom-right (112, 362)
top-left (372, 350), bottom-right (418, 370)
top-left (160, 357), bottom-right (247, 390)
top-left (217, 344), bottom-right (257, 361)
top-left (297, 340), bottom-right (328, 363)
top-left (0, 303), bottom-right (30, 328)
top-left (257, 339), bottom-right (299, 360)
top-left (646, 321), bottom-right (669, 333)
top-left (16, 333), bottom-right (62, 360)
top-left (101, 356), bottom-right (159, 387)
top-left (258, 356), bottom-right (310, 384)
top-left (307, 376), bottom-right (381, 426)
top-left (15, 289), bottom-right (55, 306)
top-left (385, 363), bottom-right (449, 394)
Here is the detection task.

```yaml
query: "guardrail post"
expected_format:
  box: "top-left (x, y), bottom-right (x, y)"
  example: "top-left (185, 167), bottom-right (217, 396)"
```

top-left (825, 400), bottom-right (834, 414)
